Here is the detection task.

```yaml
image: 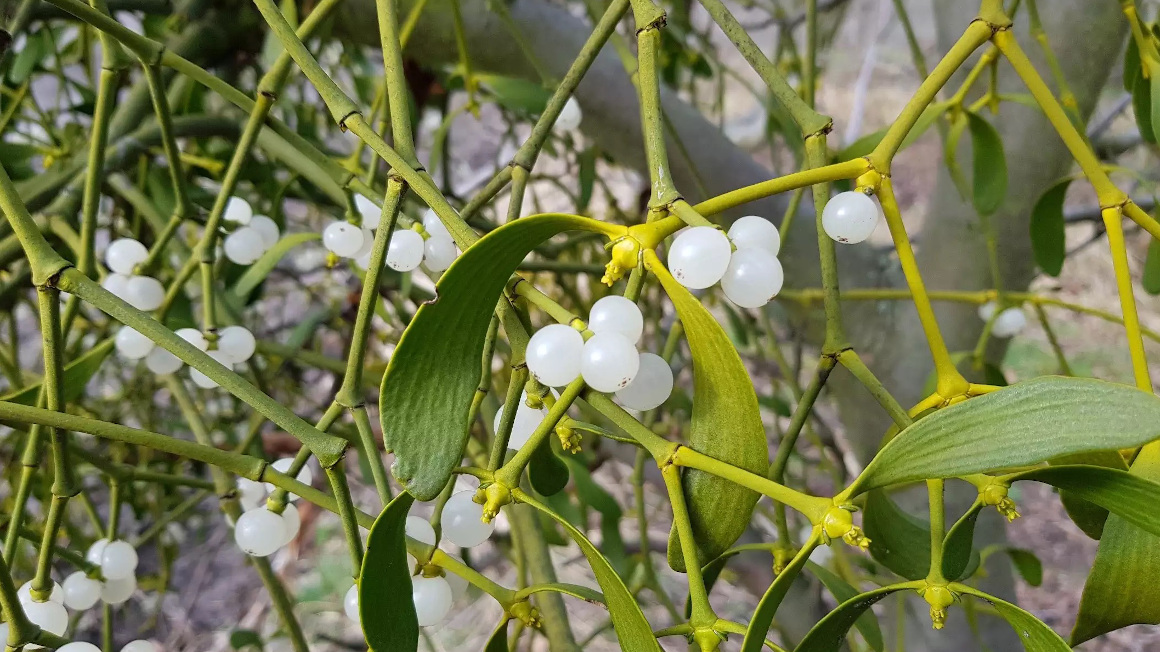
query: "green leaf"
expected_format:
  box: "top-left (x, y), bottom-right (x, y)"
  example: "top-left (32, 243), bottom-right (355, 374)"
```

top-left (1150, 64), bottom-right (1160, 145)
top-left (1029, 179), bottom-right (1071, 277)
top-left (862, 490), bottom-right (930, 581)
top-left (837, 102), bottom-right (949, 160)
top-left (1010, 463), bottom-right (1160, 539)
top-left (516, 489), bottom-right (662, 651)
top-left (743, 538), bottom-right (821, 652)
top-left (360, 492), bottom-right (419, 651)
top-left (1125, 35), bottom-right (1142, 92)
top-left (648, 253), bottom-right (768, 571)
top-left (806, 562), bottom-right (884, 651)
top-left (944, 113), bottom-right (971, 201)
top-left (956, 586), bottom-right (1070, 651)
top-left (230, 233), bottom-right (321, 302)
top-left (478, 74), bottom-right (551, 114)
top-left (1, 338), bottom-right (114, 406)
top-left (1048, 451), bottom-right (1125, 539)
top-left (577, 148), bottom-right (597, 213)
top-left (483, 618), bottom-right (510, 652)
top-left (1133, 72), bottom-right (1156, 145)
top-left (941, 501), bottom-right (984, 582)
top-left (229, 629), bottom-right (264, 651)
top-left (528, 436), bottom-right (569, 496)
top-left (9, 31), bottom-right (47, 84)
top-left (792, 584), bottom-right (908, 652)
top-left (1143, 237), bottom-right (1160, 296)
top-left (1071, 445), bottom-right (1160, 645)
top-left (1004, 548), bottom-right (1043, 587)
top-left (852, 377), bottom-right (1160, 493)
top-left (966, 112), bottom-right (1007, 216)
top-left (380, 214), bottom-right (612, 500)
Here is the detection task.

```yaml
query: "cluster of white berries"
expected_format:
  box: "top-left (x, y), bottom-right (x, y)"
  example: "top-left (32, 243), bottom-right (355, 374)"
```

top-left (221, 197), bottom-right (281, 265)
top-left (821, 190), bottom-right (882, 245)
top-left (978, 302), bottom-right (1027, 338)
top-left (102, 239), bottom-right (164, 312)
top-left (668, 217), bottom-right (785, 309)
top-left (523, 296), bottom-right (674, 409)
top-left (323, 199), bottom-right (459, 274)
top-left (114, 325), bottom-right (256, 388)
top-left (57, 642), bottom-right (156, 652)
top-left (343, 495), bottom-right (486, 629)
top-left (230, 459), bottom-right (311, 557)
top-left (1, 539), bottom-right (148, 640)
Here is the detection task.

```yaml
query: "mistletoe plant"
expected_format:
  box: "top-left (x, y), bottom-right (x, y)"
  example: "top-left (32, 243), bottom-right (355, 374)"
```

top-left (1, 0), bottom-right (1160, 650)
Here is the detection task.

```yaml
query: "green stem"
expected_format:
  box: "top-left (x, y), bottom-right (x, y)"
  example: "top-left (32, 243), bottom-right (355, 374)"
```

top-left (661, 464), bottom-right (715, 626)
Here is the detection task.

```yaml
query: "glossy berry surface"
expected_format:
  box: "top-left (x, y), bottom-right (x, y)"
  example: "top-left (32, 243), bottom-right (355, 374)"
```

top-left (615, 353), bottom-right (674, 411)
top-left (386, 229), bottom-right (425, 272)
top-left (526, 324), bottom-right (584, 387)
top-left (105, 238), bottom-right (148, 275)
top-left (233, 508), bottom-right (285, 557)
top-left (821, 191), bottom-right (879, 244)
top-left (727, 215), bottom-right (781, 256)
top-left (322, 221), bottom-right (365, 257)
top-left (720, 247), bottom-right (784, 308)
top-left (441, 490), bottom-right (494, 548)
top-left (412, 576), bottom-right (454, 627)
top-left (581, 332), bottom-right (640, 393)
top-left (588, 295), bottom-right (644, 343)
top-left (667, 226), bottom-right (732, 290)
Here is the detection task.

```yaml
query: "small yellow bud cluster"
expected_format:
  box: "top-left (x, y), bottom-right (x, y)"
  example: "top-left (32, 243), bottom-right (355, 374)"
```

top-left (981, 481), bottom-right (1020, 522)
top-left (920, 584), bottom-right (957, 630)
top-left (509, 600), bottom-right (542, 628)
top-left (477, 483), bottom-right (512, 523)
top-left (602, 237), bottom-right (641, 286)
top-left (819, 505), bottom-right (871, 550)
top-left (555, 423), bottom-right (582, 454)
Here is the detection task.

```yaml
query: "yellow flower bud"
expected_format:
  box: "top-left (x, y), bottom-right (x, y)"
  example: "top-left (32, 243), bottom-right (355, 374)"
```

top-left (921, 584), bottom-right (957, 630)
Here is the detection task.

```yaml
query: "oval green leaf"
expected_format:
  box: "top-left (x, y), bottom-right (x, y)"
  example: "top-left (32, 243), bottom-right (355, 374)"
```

top-left (791, 584), bottom-right (908, 652)
top-left (1133, 72), bottom-right (1156, 145)
top-left (379, 214), bottom-right (613, 500)
top-left (1, 338), bottom-right (113, 407)
top-left (1143, 237), bottom-right (1160, 296)
top-left (528, 436), bottom-right (569, 496)
top-left (966, 112), bottom-right (1007, 216)
top-left (483, 618), bottom-right (510, 652)
top-left (806, 562), bottom-right (884, 651)
top-left (1010, 462), bottom-right (1160, 540)
top-left (862, 489), bottom-right (930, 581)
top-left (851, 377), bottom-right (1160, 494)
top-left (1071, 445), bottom-right (1160, 645)
top-left (1029, 179), bottom-right (1071, 277)
top-left (743, 537), bottom-right (821, 652)
top-left (646, 251), bottom-right (768, 571)
top-left (359, 491), bottom-right (418, 651)
top-left (515, 488), bottom-right (662, 652)
top-left (954, 586), bottom-right (1070, 651)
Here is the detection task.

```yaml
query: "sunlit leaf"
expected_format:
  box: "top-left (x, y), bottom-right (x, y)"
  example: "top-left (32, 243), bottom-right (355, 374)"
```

top-left (517, 489), bottom-right (661, 651)
top-left (379, 214), bottom-right (613, 499)
top-left (647, 252), bottom-right (768, 571)
top-left (852, 377), bottom-right (1160, 493)
top-left (956, 586), bottom-right (1069, 651)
